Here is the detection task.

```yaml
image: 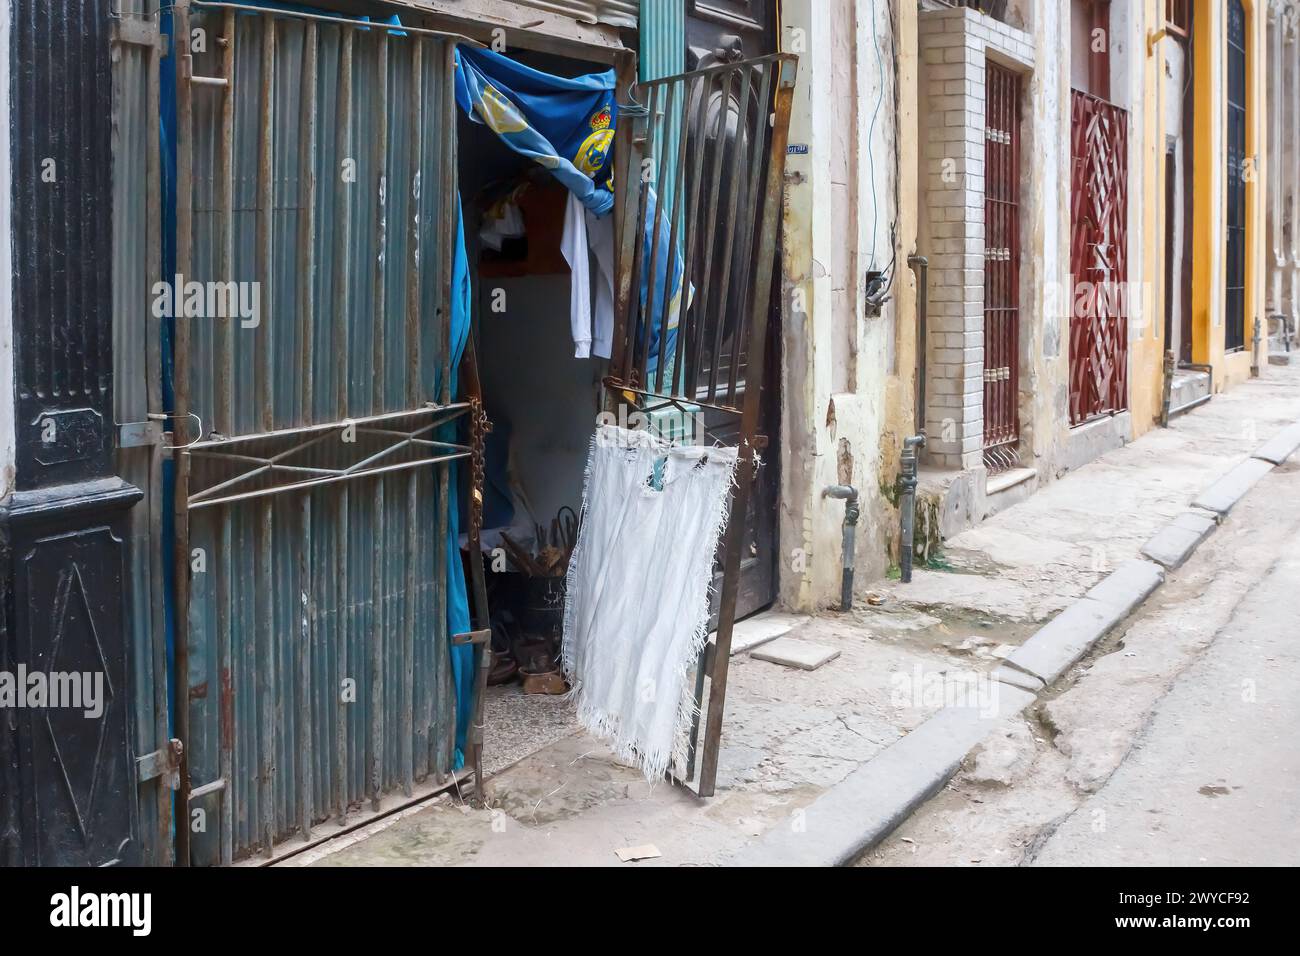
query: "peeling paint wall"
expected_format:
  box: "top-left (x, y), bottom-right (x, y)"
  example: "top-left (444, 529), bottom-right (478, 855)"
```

top-left (778, 0), bottom-right (906, 612)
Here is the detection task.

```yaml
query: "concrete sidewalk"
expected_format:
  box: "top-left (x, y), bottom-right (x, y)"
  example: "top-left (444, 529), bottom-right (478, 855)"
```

top-left (278, 364), bottom-right (1300, 867)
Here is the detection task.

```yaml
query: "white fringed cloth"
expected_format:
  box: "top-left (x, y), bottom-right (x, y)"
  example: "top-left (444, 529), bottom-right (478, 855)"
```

top-left (562, 425), bottom-right (738, 782)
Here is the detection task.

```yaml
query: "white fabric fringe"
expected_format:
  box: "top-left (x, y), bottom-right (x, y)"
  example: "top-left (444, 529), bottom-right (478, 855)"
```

top-left (562, 425), bottom-right (738, 783)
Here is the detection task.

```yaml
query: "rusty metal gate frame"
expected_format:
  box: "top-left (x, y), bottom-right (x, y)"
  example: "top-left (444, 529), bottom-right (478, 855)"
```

top-left (605, 52), bottom-right (797, 799)
top-left (1069, 88), bottom-right (1130, 426)
top-left (983, 61), bottom-right (1022, 473)
top-left (169, 0), bottom-right (489, 865)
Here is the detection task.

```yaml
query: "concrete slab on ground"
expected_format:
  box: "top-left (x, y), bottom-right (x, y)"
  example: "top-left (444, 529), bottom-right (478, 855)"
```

top-left (750, 637), bottom-right (841, 670)
top-left (727, 611), bottom-right (811, 655)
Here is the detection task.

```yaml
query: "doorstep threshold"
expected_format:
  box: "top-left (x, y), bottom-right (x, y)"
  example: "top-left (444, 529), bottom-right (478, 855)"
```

top-left (985, 466), bottom-right (1035, 496)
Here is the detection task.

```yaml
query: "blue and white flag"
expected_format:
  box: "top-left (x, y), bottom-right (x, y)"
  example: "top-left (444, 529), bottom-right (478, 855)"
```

top-left (453, 46), bottom-right (687, 378)
top-left (454, 45), bottom-right (617, 216)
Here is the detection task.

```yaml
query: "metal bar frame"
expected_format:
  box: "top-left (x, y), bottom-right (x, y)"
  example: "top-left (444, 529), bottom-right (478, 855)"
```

top-left (607, 53), bottom-right (798, 799)
top-left (982, 61), bottom-right (1022, 474)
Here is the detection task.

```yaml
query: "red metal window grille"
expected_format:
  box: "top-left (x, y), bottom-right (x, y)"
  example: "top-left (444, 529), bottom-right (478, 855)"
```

top-left (1069, 89), bottom-right (1130, 426)
top-left (983, 62), bottom-right (1022, 473)
top-left (1225, 0), bottom-right (1248, 353)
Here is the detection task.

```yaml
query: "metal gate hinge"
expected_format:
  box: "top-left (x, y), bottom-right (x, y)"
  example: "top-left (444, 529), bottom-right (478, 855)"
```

top-left (118, 419), bottom-right (164, 448)
top-left (111, 15), bottom-right (166, 54)
top-left (452, 629), bottom-right (491, 646)
top-left (137, 738), bottom-right (184, 790)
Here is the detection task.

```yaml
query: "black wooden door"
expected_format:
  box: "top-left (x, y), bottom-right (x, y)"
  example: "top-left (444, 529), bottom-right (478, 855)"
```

top-left (0, 0), bottom-right (148, 867)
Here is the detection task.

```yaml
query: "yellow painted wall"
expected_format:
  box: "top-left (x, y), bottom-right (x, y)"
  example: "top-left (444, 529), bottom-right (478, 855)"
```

top-left (1189, 0), bottom-right (1268, 389)
top-left (1131, 0), bottom-right (1165, 436)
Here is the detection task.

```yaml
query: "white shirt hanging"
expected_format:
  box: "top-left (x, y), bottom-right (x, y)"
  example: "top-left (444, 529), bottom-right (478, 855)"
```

top-left (562, 191), bottom-right (615, 360)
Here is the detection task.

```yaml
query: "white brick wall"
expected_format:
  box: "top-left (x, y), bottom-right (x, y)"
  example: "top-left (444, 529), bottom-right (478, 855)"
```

top-left (918, 7), bottom-right (1033, 470)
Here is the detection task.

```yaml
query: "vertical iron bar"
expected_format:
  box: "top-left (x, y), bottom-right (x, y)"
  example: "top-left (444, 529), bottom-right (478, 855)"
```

top-left (334, 486), bottom-right (349, 823)
top-left (644, 82), bottom-right (675, 394)
top-left (638, 83), bottom-right (667, 387)
top-left (298, 496), bottom-right (314, 839)
top-left (673, 71), bottom-right (711, 391)
top-left (654, 78), bottom-right (689, 395)
top-left (215, 4), bottom-right (237, 870)
top-left (372, 32), bottom-right (389, 414)
top-left (333, 28), bottom-right (355, 822)
top-left (400, 36), bottom-right (425, 797)
top-left (218, 507), bottom-right (233, 863)
top-left (334, 26), bottom-right (353, 422)
top-left (698, 59), bottom-right (797, 798)
top-left (172, 0), bottom-right (195, 867)
top-left (680, 70), bottom-right (716, 393)
top-left (368, 479), bottom-right (384, 810)
top-left (434, 40), bottom-right (456, 776)
top-left (691, 69), bottom-right (733, 395)
top-left (299, 21), bottom-right (318, 423)
top-left (257, 13), bottom-right (275, 432)
top-left (707, 65), bottom-right (753, 403)
top-left (144, 0), bottom-right (171, 865)
top-left (217, 8), bottom-right (235, 436)
top-left (608, 52), bottom-right (639, 397)
top-left (401, 472), bottom-right (416, 796)
top-left (407, 38), bottom-right (425, 406)
top-left (726, 64), bottom-right (775, 406)
top-left (258, 497), bottom-right (274, 856)
top-left (296, 20), bottom-right (319, 842)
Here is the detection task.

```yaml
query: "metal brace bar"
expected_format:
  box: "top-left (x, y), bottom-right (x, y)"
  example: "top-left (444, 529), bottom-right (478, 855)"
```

top-left (137, 738), bottom-right (184, 789)
top-left (111, 12), bottom-right (167, 54)
top-left (451, 629), bottom-right (491, 647)
top-left (188, 778), bottom-right (228, 800)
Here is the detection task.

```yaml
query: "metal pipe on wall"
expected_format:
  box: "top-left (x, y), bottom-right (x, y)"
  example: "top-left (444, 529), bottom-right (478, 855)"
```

top-left (822, 485), bottom-right (859, 612)
top-left (908, 255), bottom-right (929, 436)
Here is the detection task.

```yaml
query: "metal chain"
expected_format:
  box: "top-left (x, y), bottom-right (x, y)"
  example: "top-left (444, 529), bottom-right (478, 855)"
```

top-left (469, 397), bottom-right (492, 537)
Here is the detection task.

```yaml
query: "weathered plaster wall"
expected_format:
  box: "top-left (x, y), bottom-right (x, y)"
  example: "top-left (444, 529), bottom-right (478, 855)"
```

top-left (1126, 0), bottom-right (1164, 437)
top-left (778, 0), bottom-right (904, 612)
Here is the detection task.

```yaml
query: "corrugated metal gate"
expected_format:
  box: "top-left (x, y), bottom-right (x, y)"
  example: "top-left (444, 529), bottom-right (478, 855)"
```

top-left (605, 52), bottom-right (798, 798)
top-left (983, 62), bottom-right (1021, 472)
top-left (1069, 89), bottom-right (1129, 425)
top-left (170, 1), bottom-right (472, 864)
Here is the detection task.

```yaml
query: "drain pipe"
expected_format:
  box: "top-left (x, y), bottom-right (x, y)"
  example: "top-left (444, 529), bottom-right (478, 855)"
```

top-left (1159, 350), bottom-right (1175, 427)
top-left (822, 485), bottom-right (859, 612)
top-left (898, 435), bottom-right (926, 583)
top-left (1251, 316), bottom-right (1263, 378)
top-left (899, 254), bottom-right (931, 585)
top-left (908, 256), bottom-right (929, 434)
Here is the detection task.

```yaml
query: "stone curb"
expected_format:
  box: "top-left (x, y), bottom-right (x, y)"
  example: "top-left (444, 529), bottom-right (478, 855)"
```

top-left (732, 421), bottom-right (1297, 866)
top-left (1193, 458), bottom-right (1275, 515)
top-left (1140, 511), bottom-right (1218, 570)
top-left (1251, 421), bottom-right (1300, 465)
top-left (730, 685), bottom-right (1037, 867)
